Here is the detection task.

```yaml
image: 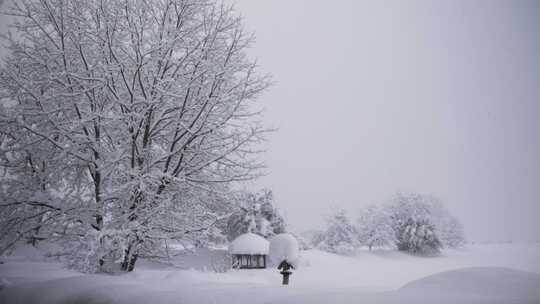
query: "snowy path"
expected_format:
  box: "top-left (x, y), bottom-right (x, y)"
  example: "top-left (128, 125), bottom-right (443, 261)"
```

top-left (1, 243), bottom-right (540, 303)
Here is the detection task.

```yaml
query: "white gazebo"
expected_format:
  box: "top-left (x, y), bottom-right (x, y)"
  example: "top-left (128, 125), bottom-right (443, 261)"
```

top-left (229, 233), bottom-right (269, 269)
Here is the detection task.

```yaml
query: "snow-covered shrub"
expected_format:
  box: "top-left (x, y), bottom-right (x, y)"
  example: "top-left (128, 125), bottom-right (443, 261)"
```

top-left (397, 217), bottom-right (442, 255)
top-left (225, 189), bottom-right (286, 241)
top-left (268, 233), bottom-right (299, 266)
top-left (356, 205), bottom-right (396, 250)
top-left (318, 209), bottom-right (359, 255)
top-left (59, 228), bottom-right (129, 273)
top-left (389, 192), bottom-right (463, 254)
top-left (210, 252), bottom-right (232, 273)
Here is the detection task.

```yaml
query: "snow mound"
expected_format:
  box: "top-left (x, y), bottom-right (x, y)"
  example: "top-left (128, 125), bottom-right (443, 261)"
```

top-left (402, 267), bottom-right (540, 297)
top-left (228, 233), bottom-right (269, 255)
top-left (268, 233), bottom-right (299, 266)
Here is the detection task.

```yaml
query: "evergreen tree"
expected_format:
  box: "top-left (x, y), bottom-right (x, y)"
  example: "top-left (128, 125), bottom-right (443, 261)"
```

top-left (318, 209), bottom-right (359, 254)
top-left (225, 189), bottom-right (286, 241)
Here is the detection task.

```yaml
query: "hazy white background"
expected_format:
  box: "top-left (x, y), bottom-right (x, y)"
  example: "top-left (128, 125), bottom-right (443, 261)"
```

top-left (1, 0), bottom-right (539, 242)
top-left (233, 0), bottom-right (540, 242)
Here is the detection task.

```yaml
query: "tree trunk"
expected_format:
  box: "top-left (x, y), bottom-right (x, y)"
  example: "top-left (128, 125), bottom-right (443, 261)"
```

top-left (127, 254), bottom-right (138, 272)
top-left (121, 246), bottom-right (131, 271)
top-left (121, 243), bottom-right (139, 272)
top-left (29, 225), bottom-right (42, 247)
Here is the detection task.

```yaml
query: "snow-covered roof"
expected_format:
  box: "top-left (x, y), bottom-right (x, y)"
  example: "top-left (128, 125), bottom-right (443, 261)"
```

top-left (229, 233), bottom-right (269, 255)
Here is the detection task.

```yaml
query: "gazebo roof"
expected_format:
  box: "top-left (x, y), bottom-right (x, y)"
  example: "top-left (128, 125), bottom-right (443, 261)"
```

top-left (229, 233), bottom-right (269, 255)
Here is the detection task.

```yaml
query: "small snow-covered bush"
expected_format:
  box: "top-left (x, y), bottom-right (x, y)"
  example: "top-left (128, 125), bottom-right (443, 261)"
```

top-left (268, 233), bottom-right (299, 266)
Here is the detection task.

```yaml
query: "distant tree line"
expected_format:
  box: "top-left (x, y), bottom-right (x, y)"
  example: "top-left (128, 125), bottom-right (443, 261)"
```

top-left (312, 193), bottom-right (465, 256)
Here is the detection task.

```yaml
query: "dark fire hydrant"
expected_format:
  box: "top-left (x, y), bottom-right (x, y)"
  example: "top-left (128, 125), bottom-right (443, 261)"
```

top-left (278, 260), bottom-right (294, 285)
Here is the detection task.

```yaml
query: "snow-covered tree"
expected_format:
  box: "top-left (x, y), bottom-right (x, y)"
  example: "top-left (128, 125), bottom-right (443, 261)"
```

top-left (397, 217), bottom-right (442, 255)
top-left (356, 205), bottom-right (396, 251)
top-left (0, 0), bottom-right (270, 272)
top-left (388, 192), bottom-right (463, 254)
top-left (318, 209), bottom-right (359, 254)
top-left (225, 189), bottom-right (286, 241)
top-left (432, 209), bottom-right (465, 249)
top-left (300, 229), bottom-right (325, 249)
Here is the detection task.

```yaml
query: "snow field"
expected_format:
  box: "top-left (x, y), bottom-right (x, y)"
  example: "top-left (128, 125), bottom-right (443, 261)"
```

top-left (0, 243), bottom-right (539, 304)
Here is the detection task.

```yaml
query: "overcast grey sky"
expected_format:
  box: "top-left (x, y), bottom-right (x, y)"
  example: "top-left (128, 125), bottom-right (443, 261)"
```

top-left (233, 0), bottom-right (540, 242)
top-left (0, 0), bottom-right (538, 242)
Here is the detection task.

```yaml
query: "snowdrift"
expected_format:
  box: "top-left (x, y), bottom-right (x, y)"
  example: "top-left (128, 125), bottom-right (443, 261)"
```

top-left (396, 267), bottom-right (540, 303)
top-left (402, 266), bottom-right (540, 295)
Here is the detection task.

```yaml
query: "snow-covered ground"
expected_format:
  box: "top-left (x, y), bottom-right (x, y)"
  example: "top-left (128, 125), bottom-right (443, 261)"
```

top-left (1, 243), bottom-right (540, 303)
